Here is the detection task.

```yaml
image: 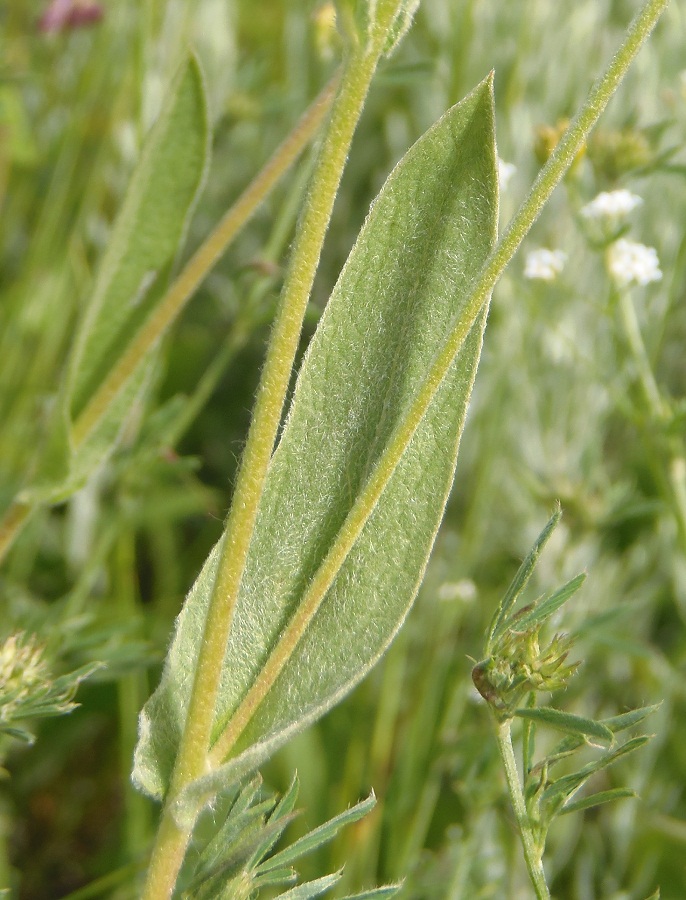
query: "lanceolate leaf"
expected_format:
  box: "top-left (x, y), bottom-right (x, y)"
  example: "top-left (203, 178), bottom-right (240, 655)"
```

top-left (541, 735), bottom-right (652, 817)
top-left (560, 787), bottom-right (636, 815)
top-left (25, 54), bottom-right (209, 502)
top-left (487, 504), bottom-right (562, 649)
top-left (133, 77), bottom-right (497, 800)
top-left (277, 873), bottom-right (342, 900)
top-left (505, 572), bottom-right (586, 634)
top-left (256, 793), bottom-right (376, 874)
top-left (514, 707), bottom-right (613, 744)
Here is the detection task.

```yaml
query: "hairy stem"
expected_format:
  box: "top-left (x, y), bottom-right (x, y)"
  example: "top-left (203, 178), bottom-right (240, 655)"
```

top-left (496, 720), bottom-right (550, 900)
top-left (140, 6), bottom-right (405, 896)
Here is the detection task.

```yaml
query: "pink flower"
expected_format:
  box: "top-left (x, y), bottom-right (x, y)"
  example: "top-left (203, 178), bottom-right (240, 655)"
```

top-left (38, 0), bottom-right (103, 33)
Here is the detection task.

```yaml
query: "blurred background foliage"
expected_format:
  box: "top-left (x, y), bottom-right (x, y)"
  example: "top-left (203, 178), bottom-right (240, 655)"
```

top-left (0, 0), bottom-right (685, 897)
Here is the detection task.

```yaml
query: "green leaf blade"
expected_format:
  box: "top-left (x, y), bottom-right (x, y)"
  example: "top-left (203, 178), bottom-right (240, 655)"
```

top-left (514, 707), bottom-right (614, 743)
top-left (340, 888), bottom-right (402, 900)
top-left (560, 787), bottom-right (637, 815)
top-left (69, 53), bottom-right (209, 420)
top-left (257, 793), bottom-right (376, 874)
top-left (276, 872), bottom-right (342, 900)
top-left (541, 735), bottom-right (652, 816)
top-left (602, 704), bottom-right (661, 733)
top-left (133, 77), bottom-right (498, 799)
top-left (505, 572), bottom-right (586, 634)
top-left (28, 54), bottom-right (209, 503)
top-left (487, 504), bottom-right (562, 648)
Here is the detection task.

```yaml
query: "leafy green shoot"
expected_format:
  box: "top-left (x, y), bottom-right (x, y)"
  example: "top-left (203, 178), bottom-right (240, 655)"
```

top-left (181, 775), bottom-right (399, 900)
top-left (473, 509), bottom-right (658, 899)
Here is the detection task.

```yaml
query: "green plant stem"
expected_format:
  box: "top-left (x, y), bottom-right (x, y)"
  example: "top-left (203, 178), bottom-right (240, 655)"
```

top-left (166, 146), bottom-right (313, 449)
top-left (140, 7), bottom-right (404, 897)
top-left (0, 499), bottom-right (31, 569)
top-left (495, 720), bottom-right (550, 900)
top-left (114, 533), bottom-right (151, 861)
top-left (209, 0), bottom-right (669, 764)
top-left (521, 691), bottom-right (536, 776)
top-left (616, 288), bottom-right (686, 551)
top-left (616, 288), bottom-right (668, 420)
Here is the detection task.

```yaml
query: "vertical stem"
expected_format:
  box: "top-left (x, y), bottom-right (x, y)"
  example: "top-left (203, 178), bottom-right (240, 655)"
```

top-left (616, 288), bottom-right (686, 553)
top-left (495, 720), bottom-right (551, 900)
top-left (616, 289), bottom-right (668, 420)
top-left (668, 455), bottom-right (686, 554)
top-left (114, 534), bottom-right (151, 861)
top-left (521, 692), bottom-right (536, 777)
top-left (141, 8), bottom-right (404, 898)
top-left (0, 500), bottom-right (31, 568)
top-left (0, 795), bottom-right (11, 894)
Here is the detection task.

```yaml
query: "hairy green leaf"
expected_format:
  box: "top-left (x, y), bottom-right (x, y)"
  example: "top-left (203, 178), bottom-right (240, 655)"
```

top-left (340, 888), bottom-right (402, 900)
top-left (133, 77), bottom-right (497, 799)
top-left (25, 54), bottom-right (209, 503)
top-left (560, 787), bottom-right (636, 815)
top-left (257, 794), bottom-right (375, 874)
top-left (277, 873), bottom-right (342, 900)
top-left (487, 504), bottom-right (562, 649)
top-left (515, 707), bottom-right (613, 743)
top-left (602, 704), bottom-right (660, 732)
top-left (541, 704), bottom-right (660, 768)
top-left (541, 735), bottom-right (651, 817)
top-left (505, 572), bottom-right (586, 634)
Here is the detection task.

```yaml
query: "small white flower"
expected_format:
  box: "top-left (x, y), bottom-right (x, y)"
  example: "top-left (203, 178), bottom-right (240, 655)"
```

top-left (497, 158), bottom-right (516, 192)
top-left (580, 189), bottom-right (643, 222)
top-left (524, 248), bottom-right (567, 281)
top-left (607, 238), bottom-right (662, 287)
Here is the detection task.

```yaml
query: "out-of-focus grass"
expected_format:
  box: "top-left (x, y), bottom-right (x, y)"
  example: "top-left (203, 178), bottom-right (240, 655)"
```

top-left (1, 1), bottom-right (685, 897)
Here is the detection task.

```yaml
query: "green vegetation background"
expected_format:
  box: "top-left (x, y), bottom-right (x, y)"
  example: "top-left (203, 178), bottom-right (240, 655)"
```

top-left (1, 0), bottom-right (685, 897)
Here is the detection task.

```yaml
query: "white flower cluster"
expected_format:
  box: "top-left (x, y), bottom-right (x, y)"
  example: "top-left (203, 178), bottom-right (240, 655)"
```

top-left (580, 189), bottom-right (663, 289)
top-left (607, 238), bottom-right (663, 288)
top-left (524, 248), bottom-right (567, 282)
top-left (521, 189), bottom-right (663, 290)
top-left (580, 189), bottom-right (643, 222)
